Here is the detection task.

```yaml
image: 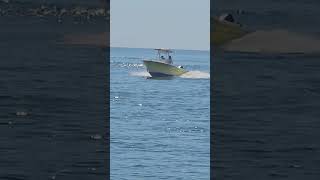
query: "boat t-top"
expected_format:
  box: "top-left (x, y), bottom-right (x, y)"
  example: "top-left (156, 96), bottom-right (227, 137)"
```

top-left (143, 48), bottom-right (187, 77)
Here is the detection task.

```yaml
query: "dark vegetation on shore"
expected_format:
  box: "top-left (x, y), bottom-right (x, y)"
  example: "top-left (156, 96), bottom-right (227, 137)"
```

top-left (0, 0), bottom-right (109, 22)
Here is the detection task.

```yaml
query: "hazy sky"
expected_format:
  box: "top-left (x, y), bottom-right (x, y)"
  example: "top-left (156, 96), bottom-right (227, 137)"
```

top-left (111, 0), bottom-right (210, 50)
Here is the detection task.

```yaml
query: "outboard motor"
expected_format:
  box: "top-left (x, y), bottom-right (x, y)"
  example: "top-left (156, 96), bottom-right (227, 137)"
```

top-left (218, 13), bottom-right (235, 23)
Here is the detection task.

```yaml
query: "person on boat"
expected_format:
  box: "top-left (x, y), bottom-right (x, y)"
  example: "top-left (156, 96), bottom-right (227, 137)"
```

top-left (161, 55), bottom-right (165, 59)
top-left (168, 55), bottom-right (173, 64)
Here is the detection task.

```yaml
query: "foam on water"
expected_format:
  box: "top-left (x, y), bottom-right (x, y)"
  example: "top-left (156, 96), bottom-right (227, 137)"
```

top-left (223, 29), bottom-right (320, 54)
top-left (113, 62), bottom-right (144, 68)
top-left (129, 71), bottom-right (151, 77)
top-left (130, 70), bottom-right (210, 79)
top-left (111, 47), bottom-right (209, 179)
top-left (180, 71), bottom-right (210, 79)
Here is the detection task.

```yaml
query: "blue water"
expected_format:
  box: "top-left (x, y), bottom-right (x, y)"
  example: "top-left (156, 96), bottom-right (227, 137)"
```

top-left (0, 16), bottom-right (107, 179)
top-left (212, 1), bottom-right (320, 179)
top-left (213, 52), bottom-right (320, 180)
top-left (110, 47), bottom-right (210, 179)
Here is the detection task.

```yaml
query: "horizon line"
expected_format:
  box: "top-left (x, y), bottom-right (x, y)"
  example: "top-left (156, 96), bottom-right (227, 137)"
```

top-left (110, 45), bottom-right (210, 52)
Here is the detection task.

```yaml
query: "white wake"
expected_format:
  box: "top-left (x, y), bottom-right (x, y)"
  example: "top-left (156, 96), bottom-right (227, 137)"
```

top-left (223, 29), bottom-right (320, 54)
top-left (129, 71), bottom-right (151, 77)
top-left (129, 70), bottom-right (210, 79)
top-left (180, 71), bottom-right (210, 79)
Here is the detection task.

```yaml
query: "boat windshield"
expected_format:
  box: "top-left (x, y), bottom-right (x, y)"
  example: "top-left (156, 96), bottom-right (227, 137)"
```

top-left (155, 49), bottom-right (173, 64)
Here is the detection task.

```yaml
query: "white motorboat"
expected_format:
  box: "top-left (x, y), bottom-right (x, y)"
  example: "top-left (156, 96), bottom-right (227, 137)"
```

top-left (143, 48), bottom-right (187, 77)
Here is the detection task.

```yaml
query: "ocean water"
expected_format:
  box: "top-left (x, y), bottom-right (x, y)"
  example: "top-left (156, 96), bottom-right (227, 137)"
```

top-left (110, 47), bottom-right (210, 179)
top-left (212, 1), bottom-right (320, 179)
top-left (0, 16), bottom-right (108, 179)
top-left (213, 52), bottom-right (320, 180)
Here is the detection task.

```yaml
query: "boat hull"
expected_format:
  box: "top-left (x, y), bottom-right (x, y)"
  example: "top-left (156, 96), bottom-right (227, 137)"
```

top-left (212, 17), bottom-right (248, 46)
top-left (143, 60), bottom-right (187, 77)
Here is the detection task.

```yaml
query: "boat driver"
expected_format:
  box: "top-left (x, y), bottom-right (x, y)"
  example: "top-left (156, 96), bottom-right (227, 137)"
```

top-left (168, 56), bottom-right (173, 64)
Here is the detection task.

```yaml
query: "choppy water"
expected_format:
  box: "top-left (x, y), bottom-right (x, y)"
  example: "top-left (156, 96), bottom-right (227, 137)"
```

top-left (212, 1), bottom-right (320, 179)
top-left (213, 52), bottom-right (320, 180)
top-left (0, 17), bottom-right (107, 179)
top-left (110, 47), bottom-right (210, 179)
